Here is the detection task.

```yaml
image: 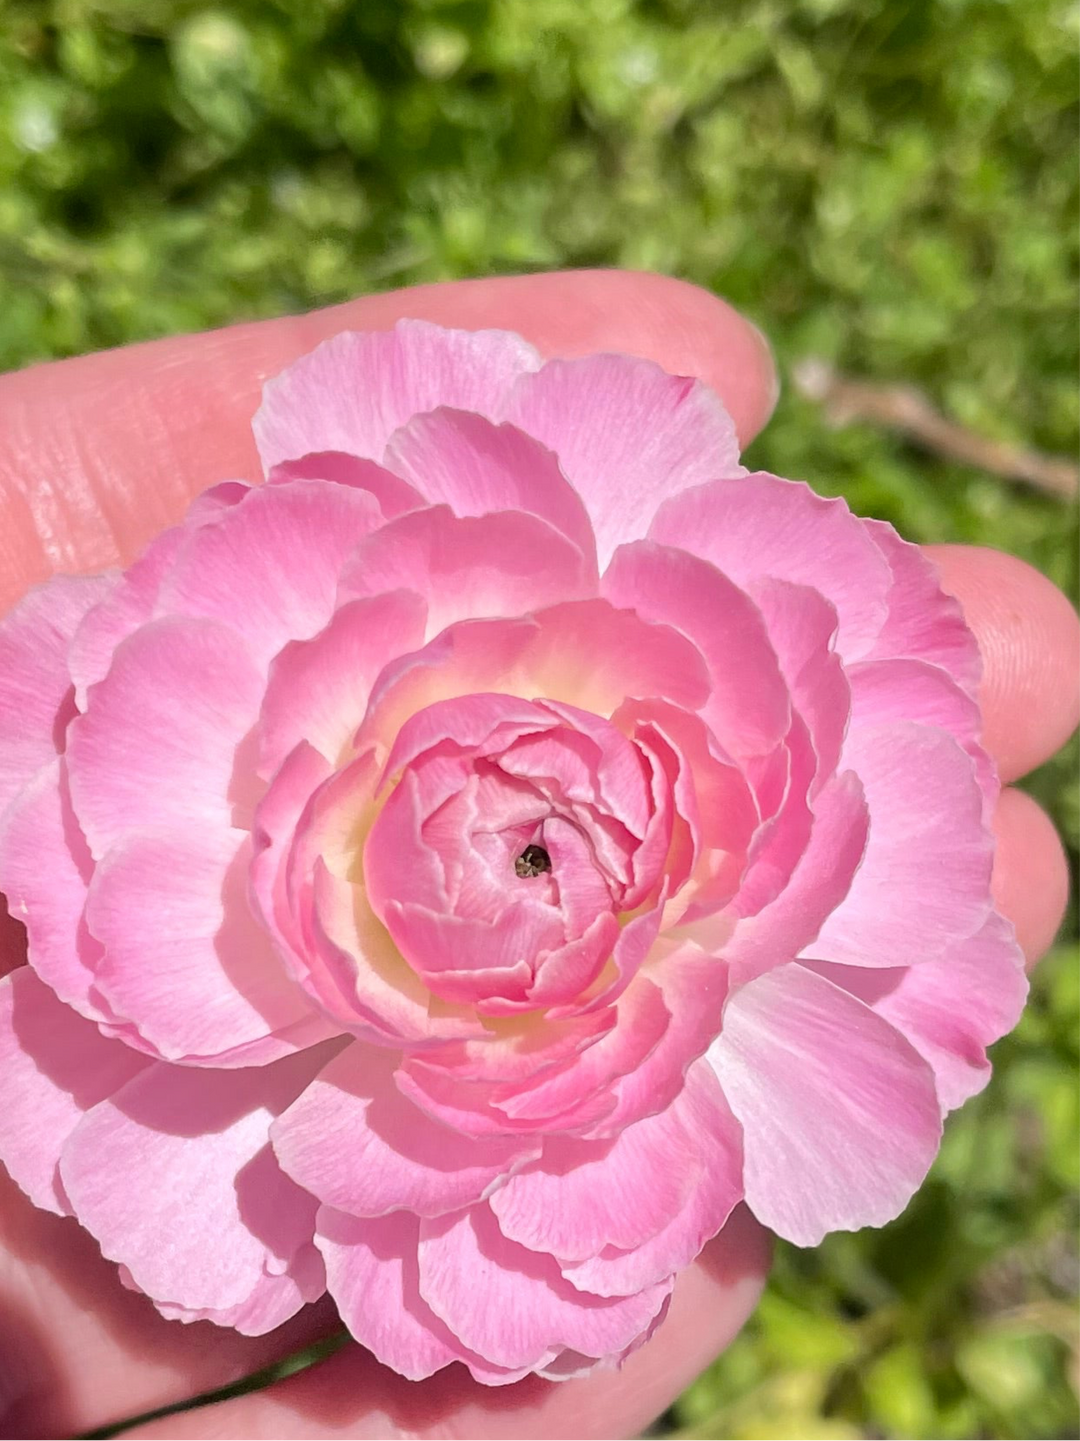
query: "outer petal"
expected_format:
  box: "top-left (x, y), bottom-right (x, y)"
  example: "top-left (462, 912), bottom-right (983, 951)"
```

top-left (648, 475), bottom-right (892, 660)
top-left (0, 573), bottom-right (115, 813)
top-left (253, 320), bottom-right (541, 472)
top-left (383, 409), bottom-right (597, 565)
top-left (710, 962), bottom-right (941, 1246)
top-left (258, 592), bottom-right (428, 779)
top-left (722, 771), bottom-right (869, 986)
top-left (0, 759), bottom-right (102, 1018)
top-left (85, 828), bottom-right (330, 1065)
top-left (0, 968), bottom-right (148, 1214)
top-left (66, 617), bottom-right (266, 858)
top-left (862, 520), bottom-right (982, 696)
top-left (810, 724), bottom-right (994, 968)
top-left (60, 1045), bottom-right (335, 1328)
top-left (159, 480), bottom-right (384, 669)
top-left (418, 1204), bottom-right (672, 1372)
top-left (266, 450), bottom-right (424, 517)
top-left (501, 354), bottom-right (742, 569)
top-left (272, 1042), bottom-right (538, 1219)
top-left (809, 914), bottom-right (1027, 1114)
top-left (603, 541), bottom-right (789, 758)
top-left (847, 657), bottom-right (995, 806)
top-left (318, 1208), bottom-right (535, 1385)
top-left (337, 505), bottom-right (596, 642)
top-left (491, 1062), bottom-right (738, 1263)
top-left (560, 1063), bottom-right (743, 1297)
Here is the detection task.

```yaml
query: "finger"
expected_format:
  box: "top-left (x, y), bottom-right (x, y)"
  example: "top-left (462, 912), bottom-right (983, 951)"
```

top-left (927, 544), bottom-right (1080, 782)
top-left (0, 269), bottom-right (777, 611)
top-left (0, 1171), bottom-right (339, 1441)
top-left (119, 1209), bottom-right (771, 1441)
top-left (991, 787), bottom-right (1070, 967)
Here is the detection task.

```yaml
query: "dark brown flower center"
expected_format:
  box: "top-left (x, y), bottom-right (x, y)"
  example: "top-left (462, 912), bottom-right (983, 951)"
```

top-left (514, 844), bottom-right (552, 878)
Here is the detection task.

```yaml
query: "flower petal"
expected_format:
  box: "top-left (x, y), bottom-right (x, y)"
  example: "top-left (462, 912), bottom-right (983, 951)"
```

top-left (603, 541), bottom-right (790, 758)
top-left (502, 354), bottom-right (742, 568)
top-left (383, 409), bottom-right (597, 565)
top-left (337, 505), bottom-right (596, 642)
top-left (810, 724), bottom-right (994, 968)
top-left (160, 480), bottom-right (384, 669)
top-left (560, 1063), bottom-right (743, 1296)
top-left (60, 1046), bottom-right (335, 1325)
top-left (0, 573), bottom-right (115, 813)
top-left (254, 320), bottom-right (541, 472)
top-left (86, 828), bottom-right (329, 1065)
top-left (808, 914), bottom-right (1027, 1114)
top-left (710, 962), bottom-right (941, 1245)
top-left (258, 591), bottom-right (428, 780)
top-left (66, 617), bottom-right (265, 858)
top-left (0, 968), bottom-right (148, 1214)
top-left (418, 1204), bottom-right (672, 1372)
top-left (272, 1042), bottom-right (537, 1218)
top-left (648, 475), bottom-right (892, 660)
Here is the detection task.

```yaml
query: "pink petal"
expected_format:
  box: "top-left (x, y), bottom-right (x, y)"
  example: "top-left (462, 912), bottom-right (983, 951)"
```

top-left (748, 578), bottom-right (848, 792)
top-left (85, 828), bottom-right (329, 1065)
top-left (501, 353), bottom-right (742, 569)
top-left (337, 505), bottom-right (596, 641)
top-left (258, 592), bottom-right (427, 780)
top-left (603, 541), bottom-right (790, 758)
top-left (253, 320), bottom-right (541, 472)
top-left (848, 657), bottom-right (995, 807)
top-left (0, 573), bottom-right (115, 813)
top-left (60, 1046), bottom-right (334, 1325)
top-left (710, 962), bottom-right (941, 1245)
top-left (560, 1063), bottom-right (743, 1297)
top-left (809, 914), bottom-right (1027, 1114)
top-left (490, 1073), bottom-right (717, 1260)
top-left (160, 480), bottom-right (384, 669)
top-left (418, 1204), bottom-right (672, 1371)
top-left (383, 409), bottom-right (597, 564)
top-left (0, 759), bottom-right (102, 1018)
top-left (810, 723), bottom-right (994, 968)
top-left (66, 617), bottom-right (265, 858)
top-left (648, 475), bottom-right (892, 660)
top-left (272, 1042), bottom-right (537, 1218)
top-left (267, 450), bottom-right (424, 517)
top-left (862, 520), bottom-right (982, 696)
top-left (318, 1208), bottom-right (470, 1381)
top-left (67, 483), bottom-right (249, 708)
top-left (722, 771), bottom-right (869, 986)
top-left (0, 968), bottom-right (148, 1214)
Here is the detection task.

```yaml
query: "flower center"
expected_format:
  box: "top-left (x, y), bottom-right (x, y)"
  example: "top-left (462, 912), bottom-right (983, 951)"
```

top-left (514, 843), bottom-right (552, 879)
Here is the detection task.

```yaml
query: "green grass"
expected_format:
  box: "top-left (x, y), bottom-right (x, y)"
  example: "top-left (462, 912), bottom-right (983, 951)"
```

top-left (2, 2), bottom-right (1076, 1437)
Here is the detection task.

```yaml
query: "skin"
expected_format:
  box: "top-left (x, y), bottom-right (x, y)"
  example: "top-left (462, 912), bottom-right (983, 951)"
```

top-left (0, 270), bottom-right (1075, 1440)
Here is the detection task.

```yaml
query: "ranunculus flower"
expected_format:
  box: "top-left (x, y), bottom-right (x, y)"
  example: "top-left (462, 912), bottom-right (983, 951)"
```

top-left (0, 322), bottom-right (1026, 1383)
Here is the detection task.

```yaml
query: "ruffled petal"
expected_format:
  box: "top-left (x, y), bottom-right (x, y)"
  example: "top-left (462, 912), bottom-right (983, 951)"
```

top-left (418, 1204), bottom-right (672, 1372)
top-left (810, 724), bottom-right (994, 968)
top-left (0, 968), bottom-right (148, 1214)
top-left (0, 573), bottom-right (115, 813)
top-left (648, 475), bottom-right (892, 661)
top-left (501, 353), bottom-right (742, 568)
top-left (60, 1046), bottom-right (335, 1329)
top-left (710, 962), bottom-right (941, 1246)
top-left (253, 320), bottom-right (541, 472)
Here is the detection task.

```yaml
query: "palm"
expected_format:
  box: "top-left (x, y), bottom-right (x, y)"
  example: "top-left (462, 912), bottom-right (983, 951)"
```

top-left (0, 272), bottom-right (1074, 1440)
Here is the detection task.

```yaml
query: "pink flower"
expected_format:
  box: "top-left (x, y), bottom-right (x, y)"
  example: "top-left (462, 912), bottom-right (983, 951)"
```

top-left (0, 322), bottom-right (1026, 1382)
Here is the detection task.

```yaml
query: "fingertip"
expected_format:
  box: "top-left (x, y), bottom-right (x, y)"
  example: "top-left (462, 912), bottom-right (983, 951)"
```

top-left (927, 544), bottom-right (1080, 781)
top-left (992, 787), bottom-right (1070, 968)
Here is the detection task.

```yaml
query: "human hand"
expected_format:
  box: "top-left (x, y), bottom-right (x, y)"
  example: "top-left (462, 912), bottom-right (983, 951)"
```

top-left (0, 270), bottom-right (1075, 1440)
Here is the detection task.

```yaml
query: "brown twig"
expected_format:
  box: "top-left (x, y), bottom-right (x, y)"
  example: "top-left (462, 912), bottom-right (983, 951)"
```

top-left (793, 358), bottom-right (1079, 500)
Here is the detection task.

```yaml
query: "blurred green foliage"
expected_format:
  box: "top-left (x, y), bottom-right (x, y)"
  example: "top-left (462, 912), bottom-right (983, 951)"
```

top-left (1, 2), bottom-right (1076, 1438)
